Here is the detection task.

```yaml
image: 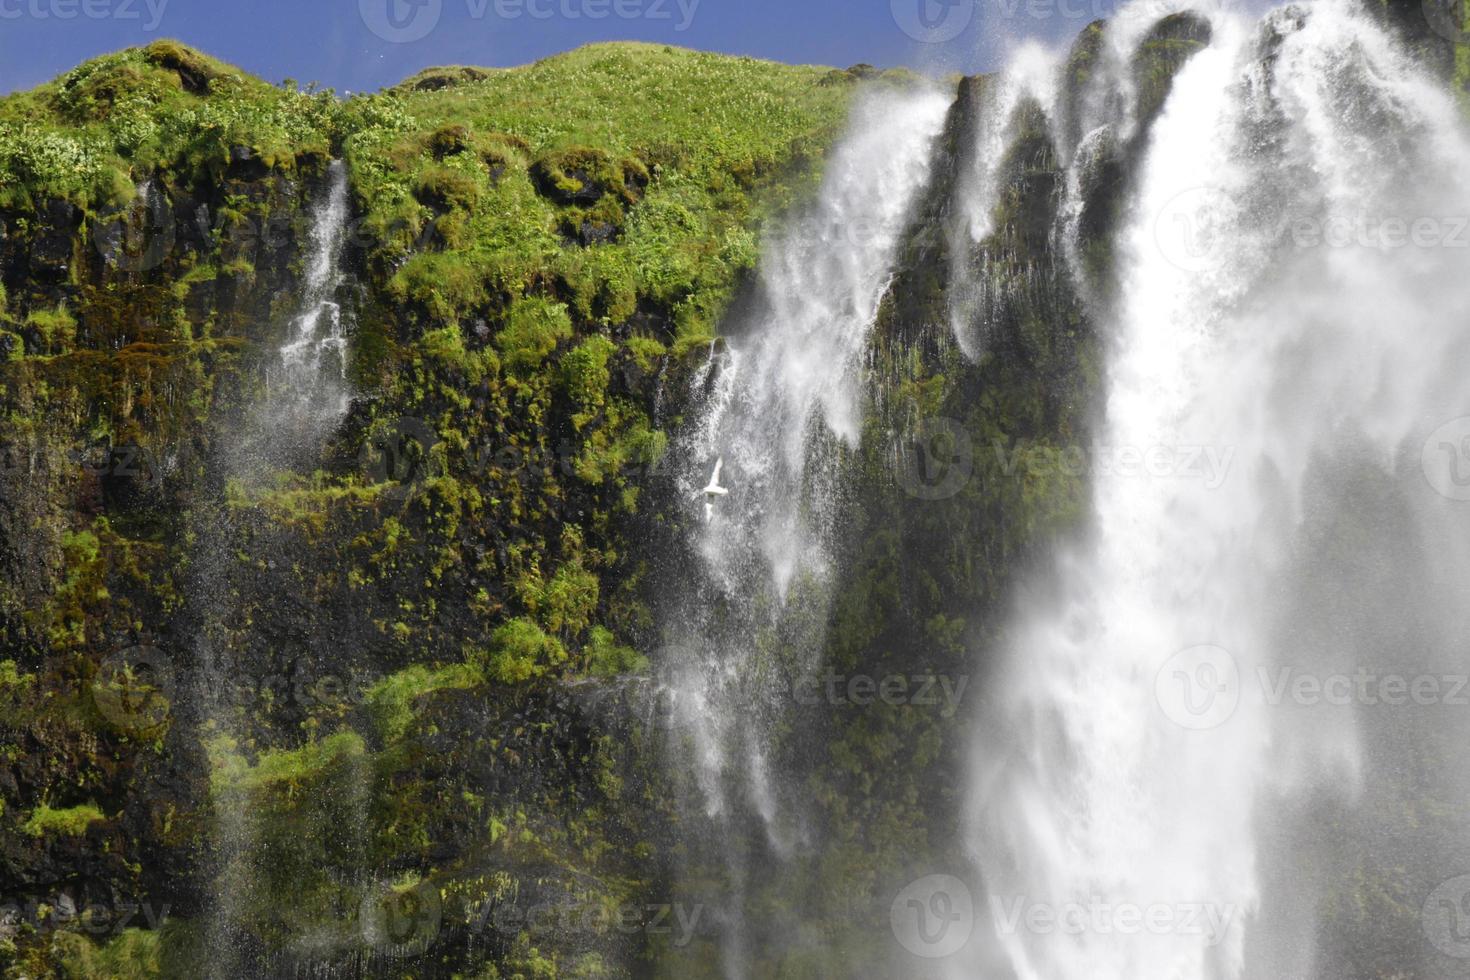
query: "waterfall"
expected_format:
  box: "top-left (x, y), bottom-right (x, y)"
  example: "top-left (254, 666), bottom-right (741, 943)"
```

top-left (269, 160), bottom-right (353, 446)
top-left (661, 82), bottom-right (951, 972)
top-left (948, 44), bottom-right (1061, 357)
top-left (199, 161), bottom-right (356, 976)
top-left (963, 2), bottom-right (1470, 978)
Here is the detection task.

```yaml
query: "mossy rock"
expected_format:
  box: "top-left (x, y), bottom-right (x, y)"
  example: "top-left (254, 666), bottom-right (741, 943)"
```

top-left (412, 163), bottom-right (481, 213)
top-left (397, 65), bottom-right (495, 93)
top-left (140, 39), bottom-right (218, 94)
top-left (1061, 20), bottom-right (1107, 149)
top-left (529, 146), bottom-right (648, 207)
top-left (476, 131), bottom-right (530, 181)
top-left (1132, 12), bottom-right (1213, 126)
top-left (428, 123), bottom-right (473, 159)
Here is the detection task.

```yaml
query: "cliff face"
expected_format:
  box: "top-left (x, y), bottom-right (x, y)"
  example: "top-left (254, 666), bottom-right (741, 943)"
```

top-left (0, 24), bottom-right (1227, 980)
top-left (0, 9), bottom-right (1461, 977)
top-left (0, 40), bottom-right (865, 977)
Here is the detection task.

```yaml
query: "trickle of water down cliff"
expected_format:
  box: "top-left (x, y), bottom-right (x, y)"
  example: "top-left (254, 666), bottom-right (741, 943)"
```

top-left (652, 0), bottom-right (1470, 977)
top-left (189, 161), bottom-right (361, 977)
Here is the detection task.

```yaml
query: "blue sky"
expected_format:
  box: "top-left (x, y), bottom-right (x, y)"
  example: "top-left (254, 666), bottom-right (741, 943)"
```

top-left (0, 0), bottom-right (1117, 95)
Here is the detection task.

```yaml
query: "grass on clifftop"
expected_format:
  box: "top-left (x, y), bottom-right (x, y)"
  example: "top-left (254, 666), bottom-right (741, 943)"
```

top-left (347, 41), bottom-right (868, 347)
top-left (0, 40), bottom-right (339, 209)
top-left (0, 38), bottom-right (877, 349)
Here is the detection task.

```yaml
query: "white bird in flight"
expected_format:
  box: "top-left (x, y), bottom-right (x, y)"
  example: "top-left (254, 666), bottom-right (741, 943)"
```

top-left (701, 457), bottom-right (728, 522)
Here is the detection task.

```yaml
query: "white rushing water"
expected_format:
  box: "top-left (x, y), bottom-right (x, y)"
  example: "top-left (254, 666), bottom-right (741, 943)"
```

top-left (964, 1), bottom-right (1470, 978)
top-left (667, 83), bottom-right (951, 825)
top-left (659, 83), bottom-right (950, 977)
top-left (275, 159), bottom-right (352, 427)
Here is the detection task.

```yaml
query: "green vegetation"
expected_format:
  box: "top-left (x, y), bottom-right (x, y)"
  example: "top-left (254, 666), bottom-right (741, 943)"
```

top-left (48, 928), bottom-right (162, 979)
top-left (21, 801), bottom-right (105, 837)
top-left (0, 34), bottom-right (872, 980)
top-left (350, 42), bottom-right (856, 342)
top-left (0, 40), bottom-right (338, 208)
top-left (496, 293), bottom-right (574, 374)
top-left (479, 616), bottom-right (567, 683)
top-left (363, 662), bottom-right (481, 741)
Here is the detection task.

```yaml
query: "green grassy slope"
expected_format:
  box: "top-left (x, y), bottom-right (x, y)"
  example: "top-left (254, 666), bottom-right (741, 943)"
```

top-left (346, 42), bottom-right (864, 350)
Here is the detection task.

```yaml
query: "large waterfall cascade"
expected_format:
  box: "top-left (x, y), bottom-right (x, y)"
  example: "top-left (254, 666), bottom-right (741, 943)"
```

top-left (655, 0), bottom-right (1470, 976)
top-left (959, 1), bottom-right (1470, 979)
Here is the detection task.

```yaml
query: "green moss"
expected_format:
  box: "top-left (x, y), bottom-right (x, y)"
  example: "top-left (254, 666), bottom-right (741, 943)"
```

top-left (427, 122), bottom-right (472, 158)
top-left (48, 928), bottom-right (162, 980)
top-left (413, 161), bottom-right (482, 211)
top-left (529, 144), bottom-right (646, 205)
top-left (496, 294), bottom-right (574, 375)
top-left (22, 802), bottom-right (105, 837)
top-left (537, 561), bottom-right (600, 634)
top-left (560, 335), bottom-right (615, 428)
top-left (206, 730), bottom-right (366, 797)
top-left (478, 617), bottom-right (568, 684)
top-left (625, 335), bottom-right (667, 371)
top-left (0, 660), bottom-right (36, 706)
top-left (25, 301), bottom-right (78, 353)
top-left (140, 39), bottom-right (221, 93)
top-left (582, 626), bottom-right (648, 677)
top-left (390, 252), bottom-right (490, 321)
top-left (364, 662), bottom-right (481, 742)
